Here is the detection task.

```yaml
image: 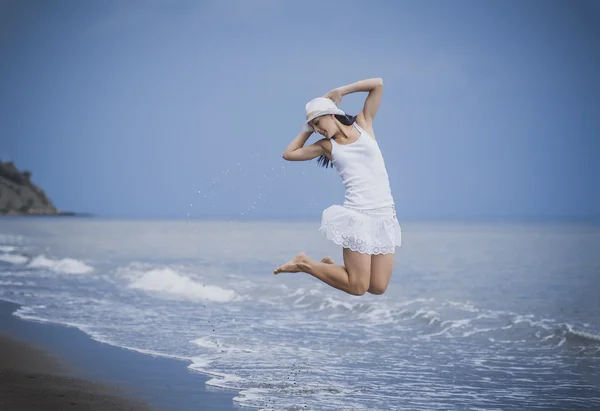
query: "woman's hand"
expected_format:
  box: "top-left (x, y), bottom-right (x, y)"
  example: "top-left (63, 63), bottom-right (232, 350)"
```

top-left (323, 88), bottom-right (343, 106)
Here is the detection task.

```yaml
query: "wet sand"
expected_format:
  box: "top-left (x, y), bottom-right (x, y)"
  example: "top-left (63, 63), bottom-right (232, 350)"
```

top-left (0, 334), bottom-right (160, 411)
top-left (0, 300), bottom-right (240, 411)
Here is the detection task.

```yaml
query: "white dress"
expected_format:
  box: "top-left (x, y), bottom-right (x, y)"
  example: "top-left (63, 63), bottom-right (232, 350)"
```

top-left (319, 122), bottom-right (401, 255)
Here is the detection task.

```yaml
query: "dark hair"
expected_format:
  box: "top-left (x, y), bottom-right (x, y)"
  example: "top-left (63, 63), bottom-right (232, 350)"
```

top-left (316, 113), bottom-right (357, 169)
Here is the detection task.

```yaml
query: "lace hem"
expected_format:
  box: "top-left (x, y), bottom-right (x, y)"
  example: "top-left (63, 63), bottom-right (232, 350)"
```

top-left (319, 204), bottom-right (402, 254)
top-left (319, 226), bottom-right (398, 255)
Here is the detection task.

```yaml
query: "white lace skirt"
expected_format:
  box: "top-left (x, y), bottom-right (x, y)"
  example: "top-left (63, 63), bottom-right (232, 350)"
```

top-left (319, 204), bottom-right (402, 255)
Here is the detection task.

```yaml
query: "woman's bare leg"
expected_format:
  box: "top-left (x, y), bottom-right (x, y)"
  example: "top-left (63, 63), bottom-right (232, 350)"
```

top-left (274, 250), bottom-right (371, 296)
top-left (368, 253), bottom-right (395, 295)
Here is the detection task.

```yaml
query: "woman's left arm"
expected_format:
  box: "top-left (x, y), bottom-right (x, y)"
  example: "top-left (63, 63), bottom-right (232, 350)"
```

top-left (324, 78), bottom-right (383, 124)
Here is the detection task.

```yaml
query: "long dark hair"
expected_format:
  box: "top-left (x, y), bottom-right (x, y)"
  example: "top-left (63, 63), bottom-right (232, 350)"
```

top-left (316, 113), bottom-right (357, 169)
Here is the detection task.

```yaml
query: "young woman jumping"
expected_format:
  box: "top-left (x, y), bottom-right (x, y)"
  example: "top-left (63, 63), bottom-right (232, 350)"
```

top-left (274, 78), bottom-right (401, 296)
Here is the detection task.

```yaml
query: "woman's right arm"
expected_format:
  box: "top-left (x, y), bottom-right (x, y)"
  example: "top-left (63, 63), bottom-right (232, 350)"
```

top-left (282, 131), bottom-right (327, 161)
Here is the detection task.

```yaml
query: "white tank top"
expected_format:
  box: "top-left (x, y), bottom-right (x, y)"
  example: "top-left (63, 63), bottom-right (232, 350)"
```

top-left (330, 122), bottom-right (395, 209)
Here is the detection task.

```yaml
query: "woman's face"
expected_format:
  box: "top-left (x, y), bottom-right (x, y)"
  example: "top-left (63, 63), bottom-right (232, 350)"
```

top-left (309, 114), bottom-right (337, 138)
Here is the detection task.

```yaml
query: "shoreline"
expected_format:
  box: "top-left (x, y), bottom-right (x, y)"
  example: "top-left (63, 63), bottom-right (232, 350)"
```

top-left (0, 211), bottom-right (93, 217)
top-left (0, 299), bottom-right (242, 411)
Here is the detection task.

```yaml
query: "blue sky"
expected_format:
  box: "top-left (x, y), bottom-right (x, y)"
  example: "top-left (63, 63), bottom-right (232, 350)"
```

top-left (1, 0), bottom-right (598, 220)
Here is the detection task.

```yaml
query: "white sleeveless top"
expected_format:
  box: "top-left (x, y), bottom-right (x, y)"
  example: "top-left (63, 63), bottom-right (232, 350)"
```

top-left (330, 123), bottom-right (395, 210)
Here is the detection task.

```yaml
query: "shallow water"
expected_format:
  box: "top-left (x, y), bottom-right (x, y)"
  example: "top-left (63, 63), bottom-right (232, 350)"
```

top-left (1, 217), bottom-right (599, 410)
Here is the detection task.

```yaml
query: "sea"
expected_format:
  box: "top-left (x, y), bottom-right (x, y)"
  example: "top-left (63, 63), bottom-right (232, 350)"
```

top-left (0, 217), bottom-right (599, 410)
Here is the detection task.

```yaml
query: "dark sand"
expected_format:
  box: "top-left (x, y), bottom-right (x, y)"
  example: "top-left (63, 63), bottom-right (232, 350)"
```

top-left (0, 300), bottom-right (240, 411)
top-left (0, 334), bottom-right (160, 411)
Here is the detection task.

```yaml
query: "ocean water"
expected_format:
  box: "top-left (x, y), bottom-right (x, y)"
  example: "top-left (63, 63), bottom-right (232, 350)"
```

top-left (0, 217), bottom-right (599, 410)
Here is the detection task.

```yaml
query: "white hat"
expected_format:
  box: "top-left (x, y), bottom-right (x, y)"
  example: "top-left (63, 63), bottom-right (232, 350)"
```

top-left (302, 97), bottom-right (346, 132)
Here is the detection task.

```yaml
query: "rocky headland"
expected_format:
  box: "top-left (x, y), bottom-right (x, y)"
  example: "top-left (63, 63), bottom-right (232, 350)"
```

top-left (0, 161), bottom-right (80, 216)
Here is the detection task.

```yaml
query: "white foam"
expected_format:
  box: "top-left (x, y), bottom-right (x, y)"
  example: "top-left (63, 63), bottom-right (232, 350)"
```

top-left (14, 311), bottom-right (89, 331)
top-left (233, 387), bottom-right (270, 405)
top-left (191, 337), bottom-right (256, 354)
top-left (125, 265), bottom-right (237, 302)
top-left (565, 324), bottom-right (600, 342)
top-left (319, 296), bottom-right (355, 311)
top-left (462, 327), bottom-right (494, 337)
top-left (396, 297), bottom-right (435, 307)
top-left (358, 307), bottom-right (396, 325)
top-left (446, 300), bottom-right (480, 313)
top-left (421, 326), bottom-right (453, 338)
top-left (0, 253), bottom-right (29, 264)
top-left (104, 343), bottom-right (189, 361)
top-left (440, 318), bottom-right (473, 329)
top-left (188, 357), bottom-right (213, 368)
top-left (188, 360), bottom-right (243, 388)
top-left (0, 245), bottom-right (16, 252)
top-left (27, 255), bottom-right (94, 274)
top-left (411, 308), bottom-right (440, 324)
top-left (204, 372), bottom-right (243, 388)
top-left (193, 336), bottom-right (223, 349)
top-left (541, 333), bottom-right (555, 341)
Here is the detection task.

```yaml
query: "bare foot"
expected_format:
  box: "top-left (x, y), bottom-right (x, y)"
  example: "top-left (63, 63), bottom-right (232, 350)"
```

top-left (274, 252), bottom-right (309, 274)
top-left (320, 256), bottom-right (335, 264)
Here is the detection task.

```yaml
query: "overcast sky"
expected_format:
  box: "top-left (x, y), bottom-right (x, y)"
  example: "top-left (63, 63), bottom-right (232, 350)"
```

top-left (1, 0), bottom-right (598, 220)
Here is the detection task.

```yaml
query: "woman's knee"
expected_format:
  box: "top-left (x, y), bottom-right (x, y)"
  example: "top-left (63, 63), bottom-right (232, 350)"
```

top-left (368, 282), bottom-right (388, 295)
top-left (347, 269), bottom-right (370, 295)
top-left (368, 256), bottom-right (394, 295)
top-left (343, 250), bottom-right (372, 296)
top-left (349, 279), bottom-right (370, 296)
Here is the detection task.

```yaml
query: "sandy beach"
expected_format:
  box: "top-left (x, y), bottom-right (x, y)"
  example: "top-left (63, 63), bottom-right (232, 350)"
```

top-left (0, 334), bottom-right (160, 410)
top-left (0, 300), bottom-right (240, 411)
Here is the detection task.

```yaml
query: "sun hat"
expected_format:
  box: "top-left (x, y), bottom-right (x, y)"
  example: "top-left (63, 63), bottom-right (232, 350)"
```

top-left (302, 97), bottom-right (346, 132)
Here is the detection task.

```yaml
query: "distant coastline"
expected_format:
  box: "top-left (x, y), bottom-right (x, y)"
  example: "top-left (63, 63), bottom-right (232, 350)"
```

top-left (0, 160), bottom-right (89, 217)
top-left (0, 211), bottom-right (94, 217)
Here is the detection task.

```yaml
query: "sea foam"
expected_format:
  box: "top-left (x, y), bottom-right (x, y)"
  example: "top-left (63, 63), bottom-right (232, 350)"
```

top-left (27, 255), bottom-right (94, 274)
top-left (121, 264), bottom-right (237, 302)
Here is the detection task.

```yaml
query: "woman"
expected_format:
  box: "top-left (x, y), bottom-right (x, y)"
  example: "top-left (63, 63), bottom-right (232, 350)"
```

top-left (274, 78), bottom-right (401, 296)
